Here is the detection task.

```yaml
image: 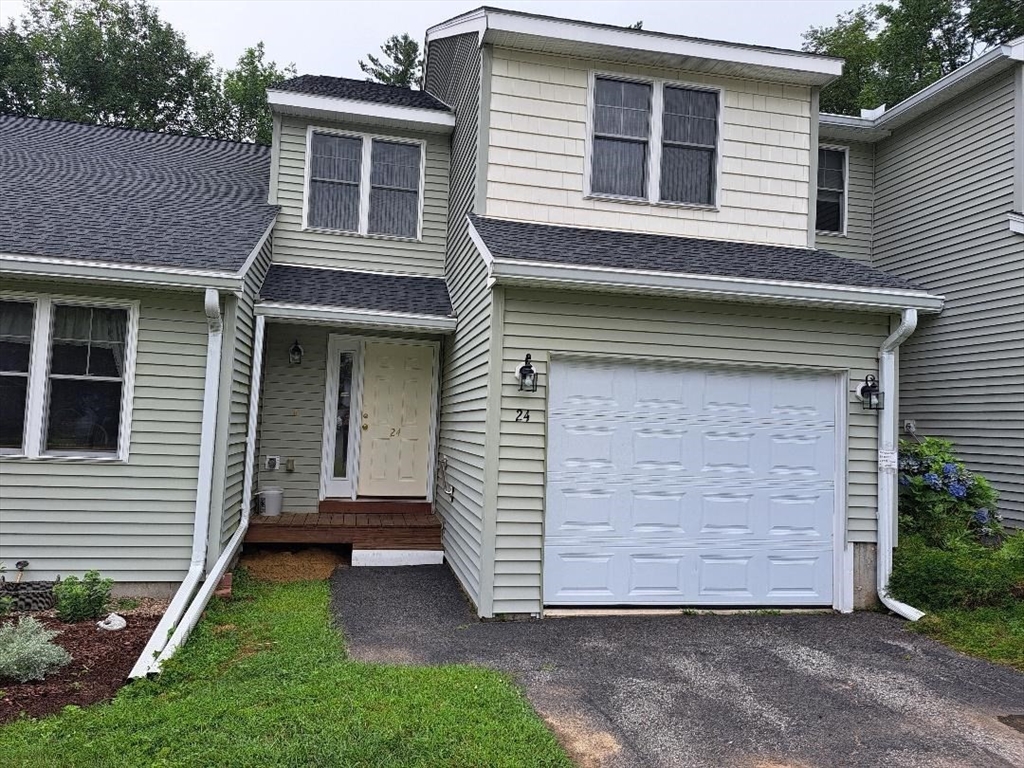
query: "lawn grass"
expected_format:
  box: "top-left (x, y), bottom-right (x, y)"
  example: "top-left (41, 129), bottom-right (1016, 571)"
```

top-left (910, 602), bottom-right (1024, 671)
top-left (0, 574), bottom-right (570, 767)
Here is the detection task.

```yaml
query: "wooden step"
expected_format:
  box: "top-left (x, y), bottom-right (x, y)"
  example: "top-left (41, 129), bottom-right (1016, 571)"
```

top-left (318, 498), bottom-right (433, 515)
top-left (245, 511), bottom-right (443, 550)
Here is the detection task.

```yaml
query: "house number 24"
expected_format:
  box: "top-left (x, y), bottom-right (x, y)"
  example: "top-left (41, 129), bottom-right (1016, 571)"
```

top-left (515, 409), bottom-right (531, 422)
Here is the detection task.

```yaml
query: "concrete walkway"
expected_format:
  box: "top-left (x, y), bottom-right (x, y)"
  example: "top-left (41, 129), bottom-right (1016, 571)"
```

top-left (331, 565), bottom-right (1024, 768)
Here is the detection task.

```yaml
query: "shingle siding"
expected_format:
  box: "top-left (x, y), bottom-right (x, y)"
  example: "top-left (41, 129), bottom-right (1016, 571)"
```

top-left (425, 34), bottom-right (492, 610)
top-left (270, 115), bottom-right (450, 275)
top-left (486, 49), bottom-right (813, 247)
top-left (0, 281), bottom-right (208, 582)
top-left (872, 68), bottom-right (1024, 526)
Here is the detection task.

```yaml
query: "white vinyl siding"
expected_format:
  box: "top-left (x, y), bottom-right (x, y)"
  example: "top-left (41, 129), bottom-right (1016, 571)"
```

top-left (0, 281), bottom-right (208, 582)
top-left (872, 69), bottom-right (1024, 526)
top-left (491, 290), bottom-right (889, 615)
top-left (426, 33), bottom-right (490, 610)
top-left (272, 115), bottom-right (449, 275)
top-left (487, 48), bottom-right (812, 247)
top-left (816, 141), bottom-right (873, 264)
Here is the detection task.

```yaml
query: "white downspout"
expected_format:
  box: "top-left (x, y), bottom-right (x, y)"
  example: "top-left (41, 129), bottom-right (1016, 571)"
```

top-left (876, 308), bottom-right (925, 621)
top-left (151, 315), bottom-right (267, 672)
top-left (129, 289), bottom-right (224, 679)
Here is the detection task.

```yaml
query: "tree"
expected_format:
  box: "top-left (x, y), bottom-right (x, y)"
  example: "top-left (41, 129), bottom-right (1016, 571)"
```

top-left (968, 0), bottom-right (1024, 46)
top-left (803, 7), bottom-right (881, 115)
top-left (359, 33), bottom-right (422, 88)
top-left (0, 0), bottom-right (293, 144)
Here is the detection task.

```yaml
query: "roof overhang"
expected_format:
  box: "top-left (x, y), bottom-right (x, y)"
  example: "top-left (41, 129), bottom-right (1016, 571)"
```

top-left (255, 301), bottom-right (457, 333)
top-left (820, 37), bottom-right (1023, 142)
top-left (0, 216), bottom-right (276, 295)
top-left (427, 7), bottom-right (843, 87)
top-left (467, 219), bottom-right (944, 314)
top-left (267, 89), bottom-right (455, 134)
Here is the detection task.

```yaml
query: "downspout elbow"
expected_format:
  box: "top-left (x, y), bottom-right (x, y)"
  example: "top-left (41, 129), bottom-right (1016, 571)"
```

top-left (876, 308), bottom-right (924, 621)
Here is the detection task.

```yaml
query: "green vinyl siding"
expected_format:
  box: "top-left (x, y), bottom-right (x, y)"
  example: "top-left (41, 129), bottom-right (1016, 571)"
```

top-left (0, 280), bottom-right (208, 582)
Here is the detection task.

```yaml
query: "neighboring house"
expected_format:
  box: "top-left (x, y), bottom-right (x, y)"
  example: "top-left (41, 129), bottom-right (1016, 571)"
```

top-left (7, 7), bottom-right (1014, 626)
top-left (818, 38), bottom-right (1024, 528)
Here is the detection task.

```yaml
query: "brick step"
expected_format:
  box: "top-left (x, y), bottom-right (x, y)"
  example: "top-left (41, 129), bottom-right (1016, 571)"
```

top-left (318, 499), bottom-right (433, 515)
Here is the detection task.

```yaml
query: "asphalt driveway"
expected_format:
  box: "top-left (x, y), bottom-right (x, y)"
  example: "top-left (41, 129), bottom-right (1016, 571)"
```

top-left (331, 565), bottom-right (1024, 768)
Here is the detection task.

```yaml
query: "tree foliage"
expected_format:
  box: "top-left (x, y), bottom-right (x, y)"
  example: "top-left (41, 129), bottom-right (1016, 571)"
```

top-left (359, 33), bottom-right (422, 88)
top-left (0, 0), bottom-right (294, 144)
top-left (803, 0), bottom-right (1023, 116)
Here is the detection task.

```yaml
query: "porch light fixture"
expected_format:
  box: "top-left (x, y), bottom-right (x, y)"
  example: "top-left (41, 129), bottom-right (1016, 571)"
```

top-left (857, 374), bottom-right (883, 410)
top-left (516, 354), bottom-right (538, 392)
top-left (288, 340), bottom-right (304, 366)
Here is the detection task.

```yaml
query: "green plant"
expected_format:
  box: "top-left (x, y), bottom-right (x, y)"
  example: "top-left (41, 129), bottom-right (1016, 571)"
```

top-left (112, 596), bottom-right (140, 612)
top-left (898, 438), bottom-right (1001, 546)
top-left (889, 534), bottom-right (1024, 611)
top-left (0, 617), bottom-right (72, 683)
top-left (54, 570), bottom-right (113, 623)
top-left (0, 596), bottom-right (13, 617)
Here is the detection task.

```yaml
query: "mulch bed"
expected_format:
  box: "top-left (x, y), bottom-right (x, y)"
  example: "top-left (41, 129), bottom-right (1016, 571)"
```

top-left (1, 614), bottom-right (162, 723)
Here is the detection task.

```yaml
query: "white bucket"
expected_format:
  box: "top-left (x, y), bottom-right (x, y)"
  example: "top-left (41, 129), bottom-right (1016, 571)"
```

top-left (260, 486), bottom-right (284, 517)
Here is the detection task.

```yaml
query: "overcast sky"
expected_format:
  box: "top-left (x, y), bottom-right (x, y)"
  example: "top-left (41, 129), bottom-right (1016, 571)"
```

top-left (1, 1), bottom-right (859, 78)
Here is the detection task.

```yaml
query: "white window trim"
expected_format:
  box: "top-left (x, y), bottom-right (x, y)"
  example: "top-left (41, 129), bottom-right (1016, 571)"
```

top-left (301, 125), bottom-right (426, 242)
top-left (584, 71), bottom-right (724, 211)
top-left (816, 144), bottom-right (849, 237)
top-left (0, 290), bottom-right (139, 463)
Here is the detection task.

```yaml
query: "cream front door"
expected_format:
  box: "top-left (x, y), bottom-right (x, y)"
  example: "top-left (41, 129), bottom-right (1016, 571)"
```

top-left (356, 341), bottom-right (435, 497)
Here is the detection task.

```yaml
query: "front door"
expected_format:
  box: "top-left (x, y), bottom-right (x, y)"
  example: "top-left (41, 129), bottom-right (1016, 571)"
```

top-left (356, 340), bottom-right (436, 497)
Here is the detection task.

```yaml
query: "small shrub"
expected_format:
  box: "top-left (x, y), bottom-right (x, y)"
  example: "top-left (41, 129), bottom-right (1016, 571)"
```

top-left (54, 570), bottom-right (113, 623)
top-left (0, 596), bottom-right (13, 617)
top-left (0, 617), bottom-right (72, 683)
top-left (889, 534), bottom-right (1024, 611)
top-left (898, 437), bottom-right (1001, 546)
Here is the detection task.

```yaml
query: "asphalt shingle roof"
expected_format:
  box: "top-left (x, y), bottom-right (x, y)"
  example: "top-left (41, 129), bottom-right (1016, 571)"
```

top-left (469, 214), bottom-right (919, 291)
top-left (259, 264), bottom-right (454, 317)
top-left (273, 75), bottom-right (451, 112)
top-left (0, 115), bottom-right (278, 273)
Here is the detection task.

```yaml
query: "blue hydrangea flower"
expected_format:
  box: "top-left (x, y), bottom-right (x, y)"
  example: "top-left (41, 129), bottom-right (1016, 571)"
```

top-left (947, 482), bottom-right (967, 499)
top-left (942, 462), bottom-right (958, 477)
top-left (923, 472), bottom-right (941, 489)
top-left (973, 509), bottom-right (990, 524)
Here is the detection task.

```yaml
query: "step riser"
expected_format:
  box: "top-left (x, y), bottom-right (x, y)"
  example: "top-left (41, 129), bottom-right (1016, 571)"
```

top-left (318, 500), bottom-right (433, 515)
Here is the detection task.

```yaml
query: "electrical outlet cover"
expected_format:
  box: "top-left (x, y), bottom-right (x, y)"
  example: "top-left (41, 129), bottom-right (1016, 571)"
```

top-left (264, 455), bottom-right (280, 471)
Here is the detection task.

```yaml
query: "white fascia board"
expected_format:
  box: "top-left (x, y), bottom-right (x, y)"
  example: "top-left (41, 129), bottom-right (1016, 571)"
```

top-left (818, 113), bottom-right (892, 142)
top-left (0, 252), bottom-right (243, 292)
top-left (1009, 212), bottom-right (1024, 235)
top-left (267, 89), bottom-right (455, 133)
top-left (255, 301), bottom-right (457, 332)
top-left (488, 258), bottom-right (945, 314)
top-left (427, 8), bottom-right (841, 84)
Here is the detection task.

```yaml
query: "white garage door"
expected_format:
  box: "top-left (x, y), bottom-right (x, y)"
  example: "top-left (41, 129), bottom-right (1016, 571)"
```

top-left (544, 359), bottom-right (838, 606)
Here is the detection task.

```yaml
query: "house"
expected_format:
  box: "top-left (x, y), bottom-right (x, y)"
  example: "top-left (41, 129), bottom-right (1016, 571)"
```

top-left (816, 38), bottom-right (1024, 528)
top-left (8, 6), bottom-right (1017, 634)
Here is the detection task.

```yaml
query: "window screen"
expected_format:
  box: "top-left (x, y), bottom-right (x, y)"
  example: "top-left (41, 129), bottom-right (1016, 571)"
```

top-left (591, 77), bottom-right (652, 198)
top-left (817, 148), bottom-right (846, 233)
top-left (308, 133), bottom-right (362, 232)
top-left (368, 140), bottom-right (421, 238)
top-left (660, 86), bottom-right (718, 205)
top-left (45, 305), bottom-right (127, 453)
top-left (0, 300), bottom-right (33, 451)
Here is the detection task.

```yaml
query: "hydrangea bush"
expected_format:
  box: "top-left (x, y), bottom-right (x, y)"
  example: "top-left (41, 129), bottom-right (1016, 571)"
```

top-left (897, 437), bottom-right (1001, 546)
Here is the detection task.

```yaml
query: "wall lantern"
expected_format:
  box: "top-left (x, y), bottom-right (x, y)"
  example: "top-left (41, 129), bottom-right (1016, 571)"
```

top-left (288, 340), bottom-right (304, 366)
top-left (857, 374), bottom-right (884, 410)
top-left (516, 354), bottom-right (538, 392)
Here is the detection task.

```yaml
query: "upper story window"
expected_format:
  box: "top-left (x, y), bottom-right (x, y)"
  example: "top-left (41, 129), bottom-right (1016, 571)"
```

top-left (588, 75), bottom-right (721, 208)
top-left (0, 296), bottom-right (137, 460)
top-left (817, 147), bottom-right (847, 235)
top-left (305, 128), bottom-right (424, 240)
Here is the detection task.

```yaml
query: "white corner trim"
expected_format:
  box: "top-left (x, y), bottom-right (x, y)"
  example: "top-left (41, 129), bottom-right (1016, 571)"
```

top-left (0, 252), bottom-right (244, 292)
top-left (352, 550), bottom-right (445, 567)
top-left (255, 301), bottom-right (457, 332)
top-left (267, 89), bottom-right (455, 131)
top-left (1009, 212), bottom-right (1024, 235)
top-left (426, 8), bottom-right (841, 82)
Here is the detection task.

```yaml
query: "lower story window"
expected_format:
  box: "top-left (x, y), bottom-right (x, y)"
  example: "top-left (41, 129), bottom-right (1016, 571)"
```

top-left (0, 295), bottom-right (136, 459)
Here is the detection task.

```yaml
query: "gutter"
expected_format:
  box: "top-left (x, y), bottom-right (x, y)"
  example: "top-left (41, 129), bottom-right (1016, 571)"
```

top-left (150, 315), bottom-right (268, 673)
top-left (875, 308), bottom-right (925, 621)
top-left (128, 289), bottom-right (225, 678)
